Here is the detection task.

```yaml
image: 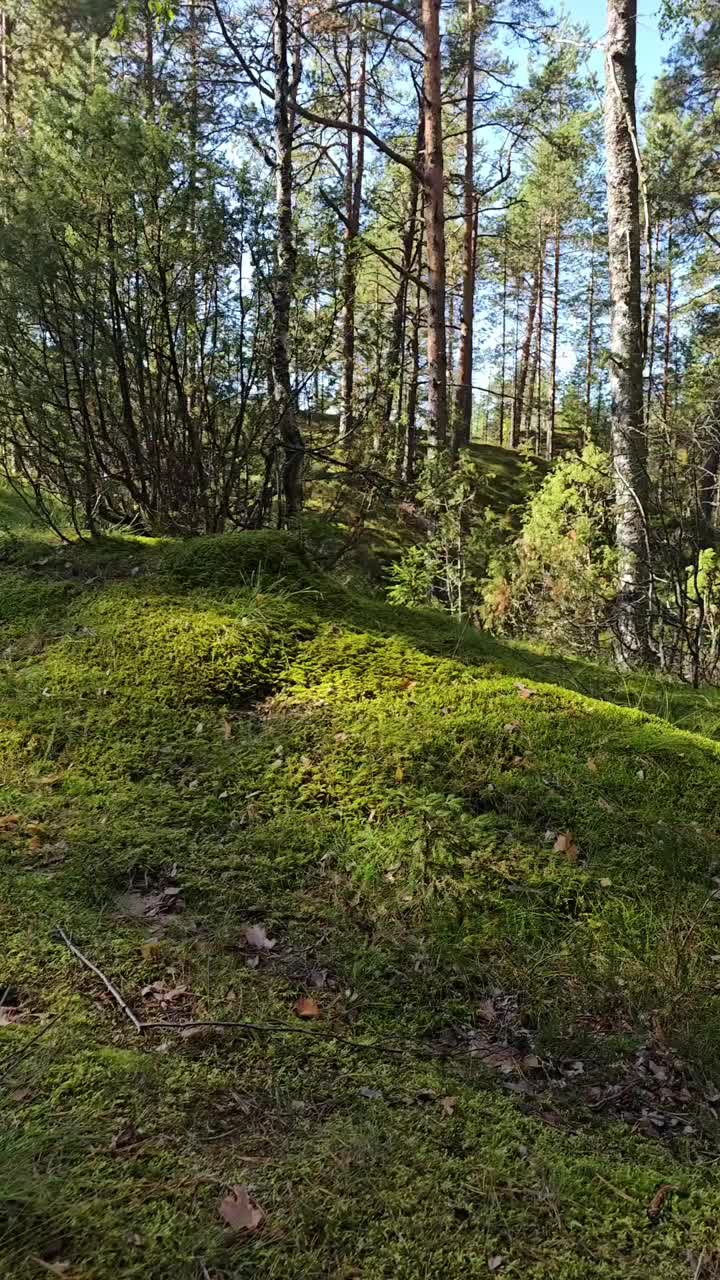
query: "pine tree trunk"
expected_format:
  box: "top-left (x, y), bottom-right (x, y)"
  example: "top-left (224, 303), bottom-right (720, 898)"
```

top-left (454, 0), bottom-right (475, 454)
top-left (405, 264), bottom-right (422, 484)
top-left (584, 230), bottom-right (595, 446)
top-left (605, 0), bottom-right (649, 663)
top-left (0, 8), bottom-right (12, 132)
top-left (387, 116), bottom-right (423, 437)
top-left (534, 243), bottom-right (544, 453)
top-left (662, 222), bottom-right (672, 427)
top-left (339, 28), bottom-right (367, 447)
top-left (512, 270), bottom-right (538, 448)
top-left (498, 229), bottom-right (508, 446)
top-left (273, 0), bottom-right (304, 517)
top-left (547, 215), bottom-right (561, 460)
top-left (421, 0), bottom-right (448, 454)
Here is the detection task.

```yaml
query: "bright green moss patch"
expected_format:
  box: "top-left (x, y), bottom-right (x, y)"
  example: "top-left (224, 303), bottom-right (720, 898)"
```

top-left (3, 527), bottom-right (720, 1277)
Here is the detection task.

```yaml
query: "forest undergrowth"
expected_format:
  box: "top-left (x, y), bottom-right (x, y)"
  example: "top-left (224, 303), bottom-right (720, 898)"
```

top-left (3, 510), bottom-right (720, 1278)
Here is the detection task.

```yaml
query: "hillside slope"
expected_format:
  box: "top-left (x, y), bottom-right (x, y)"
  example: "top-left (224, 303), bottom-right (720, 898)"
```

top-left (2, 526), bottom-right (720, 1278)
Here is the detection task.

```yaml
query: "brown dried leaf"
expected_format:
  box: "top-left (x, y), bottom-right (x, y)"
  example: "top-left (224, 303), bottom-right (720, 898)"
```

top-left (0, 1006), bottom-right (20, 1026)
top-left (394, 765), bottom-right (405, 783)
top-left (0, 814), bottom-right (20, 831)
top-left (647, 1183), bottom-right (676, 1224)
top-left (36, 773), bottom-right (66, 787)
top-left (295, 996), bottom-right (321, 1019)
top-left (440, 1095), bottom-right (457, 1116)
top-left (242, 924), bottom-right (276, 951)
top-left (223, 718), bottom-right (233, 741)
top-left (219, 1184), bottom-right (265, 1233)
top-left (141, 942), bottom-right (162, 962)
top-left (515, 683), bottom-right (536, 699)
top-left (553, 832), bottom-right (579, 862)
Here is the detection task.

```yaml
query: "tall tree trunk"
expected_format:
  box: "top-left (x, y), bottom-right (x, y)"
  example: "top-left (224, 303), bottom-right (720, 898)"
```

top-left (513, 269), bottom-right (538, 448)
top-left (421, 0), bottom-right (448, 454)
top-left (498, 228), bottom-right (508, 446)
top-left (405, 258), bottom-right (422, 484)
top-left (387, 115), bottom-right (423, 438)
top-left (605, 0), bottom-right (649, 663)
top-left (534, 243), bottom-right (544, 453)
top-left (273, 0), bottom-right (304, 517)
top-left (547, 215), bottom-right (561, 460)
top-left (339, 27), bottom-right (367, 446)
top-left (584, 230), bottom-right (595, 446)
top-left (454, 0), bottom-right (475, 454)
top-left (645, 220), bottom-right (661, 422)
top-left (662, 221), bottom-right (672, 427)
top-left (0, 8), bottom-right (12, 132)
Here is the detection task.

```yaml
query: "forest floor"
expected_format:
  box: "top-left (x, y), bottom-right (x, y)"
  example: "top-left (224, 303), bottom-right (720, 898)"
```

top-left (3, 498), bottom-right (720, 1278)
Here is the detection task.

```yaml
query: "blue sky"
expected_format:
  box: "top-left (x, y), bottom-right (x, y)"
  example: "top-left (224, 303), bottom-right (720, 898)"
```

top-left (563, 1), bottom-right (667, 101)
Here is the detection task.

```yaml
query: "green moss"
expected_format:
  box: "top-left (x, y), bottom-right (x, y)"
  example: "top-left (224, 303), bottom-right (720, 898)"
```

top-left (163, 529), bottom-right (308, 588)
top-left (3, 527), bottom-right (720, 1278)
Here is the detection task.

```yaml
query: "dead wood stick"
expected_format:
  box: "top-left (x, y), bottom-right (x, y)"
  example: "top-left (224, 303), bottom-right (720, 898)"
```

top-left (55, 927), bottom-right (143, 1033)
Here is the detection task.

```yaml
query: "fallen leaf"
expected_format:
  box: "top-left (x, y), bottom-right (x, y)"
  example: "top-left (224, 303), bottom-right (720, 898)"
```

top-left (395, 765), bottom-right (405, 783)
top-left (586, 757), bottom-right (599, 773)
top-left (441, 1095), bottom-right (457, 1116)
top-left (223, 719), bottom-right (233, 741)
top-left (503, 722), bottom-right (521, 733)
top-left (487, 1257), bottom-right (505, 1272)
top-left (242, 924), bottom-right (276, 951)
top-left (599, 877), bottom-right (612, 888)
top-left (141, 942), bottom-right (162, 962)
top-left (219, 1184), bottom-right (265, 1233)
top-left (0, 1006), bottom-right (20, 1026)
top-left (647, 1183), bottom-right (676, 1224)
top-left (358, 1086), bottom-right (383, 1101)
top-left (553, 832), bottom-right (579, 862)
top-left (0, 814), bottom-right (20, 831)
top-left (36, 773), bottom-right (65, 787)
top-left (522, 1054), bottom-right (541, 1070)
top-left (515, 683), bottom-right (536, 699)
top-left (295, 996), bottom-right (321, 1019)
top-left (246, 954), bottom-right (260, 969)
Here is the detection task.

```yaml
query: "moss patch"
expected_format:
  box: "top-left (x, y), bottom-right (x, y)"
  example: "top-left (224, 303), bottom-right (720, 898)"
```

top-left (3, 526), bottom-right (720, 1277)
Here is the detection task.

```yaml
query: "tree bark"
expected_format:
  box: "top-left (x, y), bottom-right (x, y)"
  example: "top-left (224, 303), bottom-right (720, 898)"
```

top-left (547, 215), bottom-right (561, 460)
top-left (0, 8), bottom-right (12, 132)
top-left (498, 228), bottom-right (508, 446)
top-left (512, 269), bottom-right (538, 448)
top-left (386, 115), bottom-right (423, 438)
top-left (584, 229), bottom-right (595, 446)
top-left (339, 26), bottom-right (367, 446)
top-left (605, 0), bottom-right (650, 663)
top-left (272, 0), bottom-right (304, 517)
top-left (534, 241), bottom-right (544, 453)
top-left (454, 0), bottom-right (475, 454)
top-left (421, 0), bottom-right (448, 455)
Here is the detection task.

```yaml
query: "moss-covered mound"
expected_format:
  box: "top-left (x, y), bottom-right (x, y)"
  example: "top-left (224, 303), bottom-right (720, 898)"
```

top-left (2, 526), bottom-right (720, 1278)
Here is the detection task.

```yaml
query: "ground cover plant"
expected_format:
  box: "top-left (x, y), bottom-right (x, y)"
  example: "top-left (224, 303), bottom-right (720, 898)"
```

top-left (3, 514), bottom-right (720, 1278)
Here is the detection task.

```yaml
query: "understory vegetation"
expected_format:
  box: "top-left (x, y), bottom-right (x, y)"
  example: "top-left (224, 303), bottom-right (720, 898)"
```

top-left (3, 505), bottom-right (720, 1278)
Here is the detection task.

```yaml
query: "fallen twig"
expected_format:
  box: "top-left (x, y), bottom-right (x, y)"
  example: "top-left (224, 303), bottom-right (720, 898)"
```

top-left (55, 926), bottom-right (143, 1033)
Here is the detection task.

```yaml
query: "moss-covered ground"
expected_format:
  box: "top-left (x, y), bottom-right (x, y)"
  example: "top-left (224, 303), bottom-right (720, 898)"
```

top-left (3, 513), bottom-right (720, 1278)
